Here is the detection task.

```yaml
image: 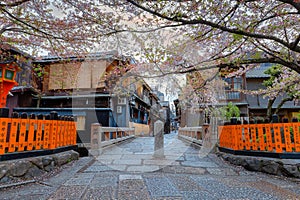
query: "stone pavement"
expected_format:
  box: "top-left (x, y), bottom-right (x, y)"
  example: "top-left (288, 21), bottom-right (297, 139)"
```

top-left (1, 131), bottom-right (300, 200)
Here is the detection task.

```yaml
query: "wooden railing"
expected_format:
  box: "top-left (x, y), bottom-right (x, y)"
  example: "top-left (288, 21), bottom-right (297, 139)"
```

top-left (91, 123), bottom-right (135, 151)
top-left (219, 122), bottom-right (300, 153)
top-left (0, 112), bottom-right (77, 155)
top-left (178, 126), bottom-right (203, 145)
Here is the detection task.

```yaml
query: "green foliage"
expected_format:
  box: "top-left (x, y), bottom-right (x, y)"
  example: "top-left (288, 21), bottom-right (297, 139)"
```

top-left (263, 65), bottom-right (281, 87)
top-left (218, 102), bottom-right (240, 120)
top-left (226, 102), bottom-right (240, 119)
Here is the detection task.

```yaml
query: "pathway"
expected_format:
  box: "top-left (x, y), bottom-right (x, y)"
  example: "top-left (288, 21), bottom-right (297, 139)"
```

top-left (1, 132), bottom-right (300, 199)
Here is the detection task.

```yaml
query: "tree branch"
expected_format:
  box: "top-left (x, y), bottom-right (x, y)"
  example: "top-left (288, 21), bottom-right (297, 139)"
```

top-left (0, 0), bottom-right (30, 7)
top-left (274, 96), bottom-right (294, 115)
top-left (126, 0), bottom-right (300, 53)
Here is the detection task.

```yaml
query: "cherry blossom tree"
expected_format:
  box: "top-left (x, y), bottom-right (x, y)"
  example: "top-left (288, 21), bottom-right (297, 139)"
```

top-left (1, 0), bottom-right (299, 108)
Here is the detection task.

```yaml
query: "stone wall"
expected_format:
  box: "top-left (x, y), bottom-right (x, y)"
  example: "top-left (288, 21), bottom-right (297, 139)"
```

top-left (217, 152), bottom-right (300, 178)
top-left (0, 150), bottom-right (79, 183)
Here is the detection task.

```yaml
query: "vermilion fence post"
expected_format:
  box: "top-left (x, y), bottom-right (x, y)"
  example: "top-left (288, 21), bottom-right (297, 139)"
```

top-left (43, 115), bottom-right (51, 149)
top-left (49, 112), bottom-right (58, 149)
top-left (221, 125), bottom-right (228, 148)
top-left (273, 123), bottom-right (283, 153)
top-left (18, 113), bottom-right (28, 152)
top-left (8, 112), bottom-right (19, 153)
top-left (36, 114), bottom-right (44, 150)
top-left (218, 126), bottom-right (224, 147)
top-left (244, 124), bottom-right (251, 150)
top-left (61, 116), bottom-right (67, 146)
top-left (27, 114), bottom-right (36, 151)
top-left (0, 117), bottom-right (9, 154)
top-left (265, 124), bottom-right (273, 152)
top-left (235, 125), bottom-right (243, 150)
top-left (257, 124), bottom-right (265, 151)
top-left (293, 122), bottom-right (300, 151)
top-left (65, 116), bottom-right (70, 145)
top-left (72, 117), bottom-right (77, 145)
top-left (283, 123), bottom-right (293, 152)
top-left (56, 116), bottom-right (62, 148)
top-left (249, 124), bottom-right (257, 150)
top-left (69, 117), bottom-right (74, 145)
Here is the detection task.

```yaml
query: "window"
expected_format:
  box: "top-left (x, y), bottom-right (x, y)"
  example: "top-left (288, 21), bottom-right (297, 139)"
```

top-left (5, 70), bottom-right (14, 80)
top-left (223, 77), bottom-right (242, 100)
top-left (118, 97), bottom-right (126, 105)
top-left (117, 106), bottom-right (122, 113)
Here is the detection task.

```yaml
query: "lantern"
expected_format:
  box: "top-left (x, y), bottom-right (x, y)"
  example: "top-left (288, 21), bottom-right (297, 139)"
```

top-left (0, 62), bottom-right (20, 108)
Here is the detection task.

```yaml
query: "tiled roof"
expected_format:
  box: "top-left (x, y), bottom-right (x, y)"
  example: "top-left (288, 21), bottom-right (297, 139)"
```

top-left (247, 94), bottom-right (300, 109)
top-left (246, 63), bottom-right (273, 78)
top-left (33, 51), bottom-right (133, 63)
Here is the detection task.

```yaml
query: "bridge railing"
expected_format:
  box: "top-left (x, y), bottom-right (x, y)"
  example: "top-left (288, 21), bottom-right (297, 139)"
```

top-left (0, 112), bottom-right (77, 155)
top-left (219, 122), bottom-right (300, 153)
top-left (178, 126), bottom-right (203, 145)
top-left (90, 123), bottom-right (135, 153)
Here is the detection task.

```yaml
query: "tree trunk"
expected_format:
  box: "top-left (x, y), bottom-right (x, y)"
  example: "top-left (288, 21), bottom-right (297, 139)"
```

top-left (274, 96), bottom-right (294, 115)
top-left (267, 98), bottom-right (276, 121)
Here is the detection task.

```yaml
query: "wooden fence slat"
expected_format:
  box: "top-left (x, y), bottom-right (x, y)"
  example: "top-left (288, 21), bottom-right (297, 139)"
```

top-left (249, 124), bottom-right (257, 151)
top-left (49, 120), bottom-right (58, 149)
top-left (273, 124), bottom-right (283, 153)
top-left (243, 125), bottom-right (251, 150)
top-left (0, 118), bottom-right (9, 154)
top-left (27, 117), bottom-right (36, 151)
top-left (56, 120), bottom-right (62, 147)
top-left (18, 118), bottom-right (28, 152)
top-left (257, 124), bottom-right (265, 151)
top-left (265, 124), bottom-right (273, 152)
top-left (293, 123), bottom-right (300, 151)
top-left (235, 125), bottom-right (243, 150)
top-left (36, 117), bottom-right (44, 150)
top-left (43, 120), bottom-right (51, 149)
top-left (283, 123), bottom-right (293, 152)
top-left (8, 118), bottom-right (19, 153)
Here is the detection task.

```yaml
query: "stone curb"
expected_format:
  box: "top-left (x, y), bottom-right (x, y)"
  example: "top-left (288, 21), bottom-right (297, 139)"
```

top-left (0, 150), bottom-right (79, 183)
top-left (217, 152), bottom-right (300, 178)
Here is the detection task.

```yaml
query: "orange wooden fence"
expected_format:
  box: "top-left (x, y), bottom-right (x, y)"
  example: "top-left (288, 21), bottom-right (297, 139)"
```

top-left (0, 113), bottom-right (77, 155)
top-left (219, 122), bottom-right (300, 153)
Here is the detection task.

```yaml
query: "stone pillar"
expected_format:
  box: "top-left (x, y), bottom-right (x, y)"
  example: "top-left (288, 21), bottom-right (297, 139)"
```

top-left (153, 120), bottom-right (165, 158)
top-left (90, 123), bottom-right (103, 156)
